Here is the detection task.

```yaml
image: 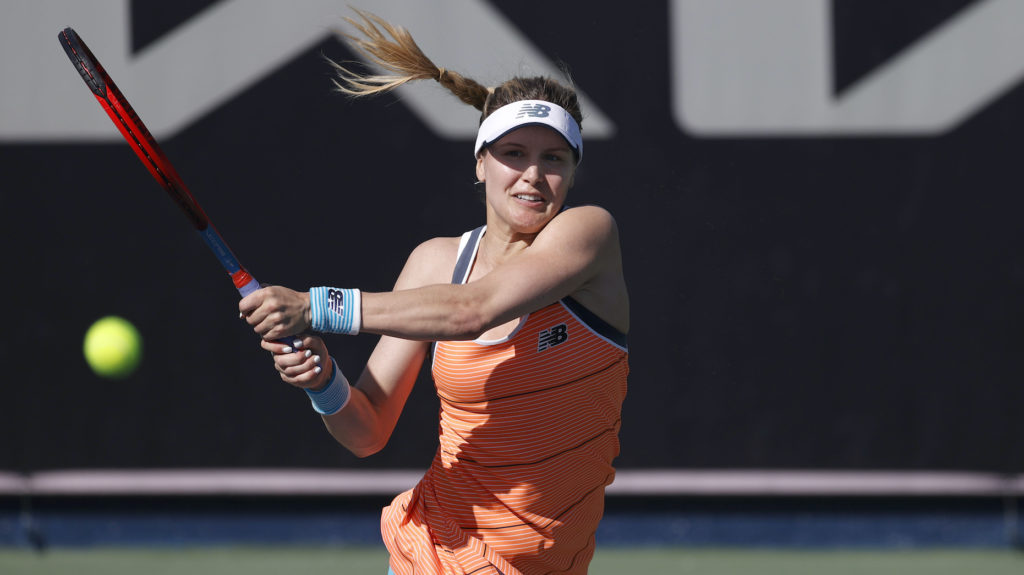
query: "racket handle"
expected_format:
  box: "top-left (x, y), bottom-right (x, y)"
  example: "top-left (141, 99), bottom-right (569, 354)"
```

top-left (211, 238), bottom-right (297, 347)
top-left (234, 273), bottom-right (262, 298)
top-left (239, 277), bottom-right (303, 348)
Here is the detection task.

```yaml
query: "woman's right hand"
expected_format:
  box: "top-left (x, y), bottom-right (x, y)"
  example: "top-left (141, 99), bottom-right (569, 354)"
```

top-left (239, 285), bottom-right (311, 341)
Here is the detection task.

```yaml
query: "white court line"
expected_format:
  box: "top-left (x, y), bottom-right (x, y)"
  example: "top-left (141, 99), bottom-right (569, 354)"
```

top-left (0, 472), bottom-right (28, 495)
top-left (2, 469), bottom-right (1022, 497)
top-left (605, 469), bottom-right (1024, 496)
top-left (21, 469), bottom-right (423, 496)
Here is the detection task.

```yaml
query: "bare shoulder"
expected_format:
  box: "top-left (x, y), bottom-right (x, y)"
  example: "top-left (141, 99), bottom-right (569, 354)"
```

top-left (538, 205), bottom-right (621, 249)
top-left (410, 236), bottom-right (461, 262)
top-left (542, 205), bottom-right (629, 333)
top-left (394, 235), bottom-right (462, 289)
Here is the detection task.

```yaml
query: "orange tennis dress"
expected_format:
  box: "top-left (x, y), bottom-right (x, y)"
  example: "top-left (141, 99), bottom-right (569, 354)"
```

top-left (381, 226), bottom-right (629, 574)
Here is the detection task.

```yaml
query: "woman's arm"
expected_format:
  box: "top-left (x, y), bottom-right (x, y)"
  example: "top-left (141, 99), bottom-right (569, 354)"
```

top-left (260, 237), bottom-right (456, 457)
top-left (264, 333), bottom-right (428, 457)
top-left (241, 205), bottom-right (625, 342)
top-left (364, 206), bottom-right (624, 338)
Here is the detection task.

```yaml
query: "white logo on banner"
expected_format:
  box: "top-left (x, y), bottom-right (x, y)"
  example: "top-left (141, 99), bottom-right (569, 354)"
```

top-left (3, 0), bottom-right (1023, 141)
top-left (0, 0), bottom-right (613, 142)
top-left (671, 0), bottom-right (1024, 135)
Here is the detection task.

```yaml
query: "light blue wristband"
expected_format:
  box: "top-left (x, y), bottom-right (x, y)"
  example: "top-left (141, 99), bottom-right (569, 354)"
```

top-left (309, 287), bottom-right (362, 335)
top-left (304, 357), bottom-right (351, 415)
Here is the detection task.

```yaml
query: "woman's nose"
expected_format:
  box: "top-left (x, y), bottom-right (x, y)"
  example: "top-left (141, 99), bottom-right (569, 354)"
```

top-left (521, 162), bottom-right (542, 183)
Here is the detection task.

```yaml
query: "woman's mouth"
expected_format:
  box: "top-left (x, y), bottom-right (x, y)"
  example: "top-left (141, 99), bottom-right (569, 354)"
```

top-left (513, 193), bottom-right (543, 203)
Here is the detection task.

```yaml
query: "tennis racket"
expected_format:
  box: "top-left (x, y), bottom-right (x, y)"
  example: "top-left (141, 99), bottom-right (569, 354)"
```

top-left (58, 27), bottom-right (262, 298)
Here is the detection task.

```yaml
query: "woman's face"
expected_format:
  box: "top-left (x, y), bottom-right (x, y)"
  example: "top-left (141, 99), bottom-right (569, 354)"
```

top-left (476, 125), bottom-right (576, 237)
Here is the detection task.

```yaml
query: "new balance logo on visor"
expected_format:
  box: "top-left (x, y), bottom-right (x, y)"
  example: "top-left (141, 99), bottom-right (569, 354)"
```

top-left (327, 288), bottom-right (345, 315)
top-left (516, 103), bottom-right (551, 119)
top-left (538, 323), bottom-right (568, 352)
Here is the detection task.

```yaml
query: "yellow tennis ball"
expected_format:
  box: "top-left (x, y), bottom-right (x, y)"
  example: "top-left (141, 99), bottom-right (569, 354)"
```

top-left (83, 316), bottom-right (142, 379)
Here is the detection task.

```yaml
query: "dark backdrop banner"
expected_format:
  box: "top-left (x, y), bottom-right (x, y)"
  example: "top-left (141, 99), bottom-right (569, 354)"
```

top-left (1, 1), bottom-right (1020, 472)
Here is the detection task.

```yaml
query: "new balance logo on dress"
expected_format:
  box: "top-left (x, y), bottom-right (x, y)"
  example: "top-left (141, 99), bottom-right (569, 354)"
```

top-left (538, 323), bottom-right (568, 352)
top-left (516, 103), bottom-right (551, 119)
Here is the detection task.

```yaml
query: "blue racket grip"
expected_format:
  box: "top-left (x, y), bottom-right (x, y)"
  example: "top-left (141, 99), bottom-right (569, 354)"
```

top-left (197, 226), bottom-right (300, 348)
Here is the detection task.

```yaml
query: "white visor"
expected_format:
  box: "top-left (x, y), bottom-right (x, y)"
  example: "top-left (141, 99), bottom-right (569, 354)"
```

top-left (474, 100), bottom-right (583, 164)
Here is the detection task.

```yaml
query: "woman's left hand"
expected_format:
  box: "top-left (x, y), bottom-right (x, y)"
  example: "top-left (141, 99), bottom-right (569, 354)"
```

top-left (260, 334), bottom-right (331, 390)
top-left (239, 285), bottom-right (311, 341)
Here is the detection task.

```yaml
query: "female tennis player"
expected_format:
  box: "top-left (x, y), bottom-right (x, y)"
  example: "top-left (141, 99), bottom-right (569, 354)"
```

top-left (239, 10), bottom-right (629, 575)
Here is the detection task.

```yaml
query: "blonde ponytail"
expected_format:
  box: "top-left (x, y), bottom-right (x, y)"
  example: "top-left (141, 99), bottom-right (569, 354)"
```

top-left (329, 9), bottom-right (491, 111)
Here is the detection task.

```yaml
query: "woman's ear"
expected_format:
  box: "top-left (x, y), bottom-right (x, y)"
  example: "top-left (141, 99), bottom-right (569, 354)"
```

top-left (475, 155), bottom-right (486, 183)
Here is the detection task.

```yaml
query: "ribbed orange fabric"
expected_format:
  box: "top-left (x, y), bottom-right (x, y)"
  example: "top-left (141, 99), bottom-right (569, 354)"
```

top-left (382, 301), bottom-right (628, 575)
